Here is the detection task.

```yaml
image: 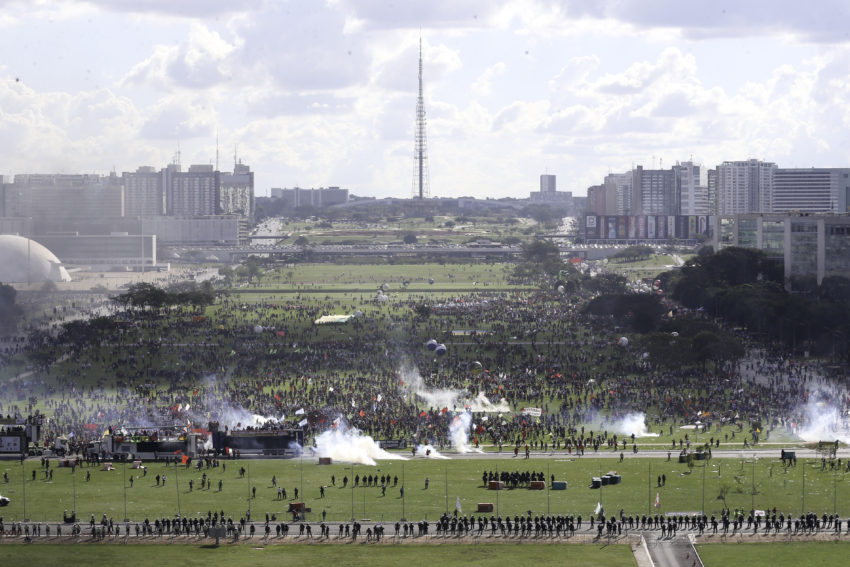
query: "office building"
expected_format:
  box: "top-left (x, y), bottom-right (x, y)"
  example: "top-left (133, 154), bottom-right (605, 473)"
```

top-left (714, 213), bottom-right (850, 284)
top-left (771, 168), bottom-right (850, 213)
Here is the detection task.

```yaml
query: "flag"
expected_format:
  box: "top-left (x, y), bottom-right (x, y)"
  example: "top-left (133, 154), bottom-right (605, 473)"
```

top-left (456, 496), bottom-right (462, 514)
top-left (181, 455), bottom-right (189, 465)
top-left (654, 493), bottom-right (660, 508)
top-left (298, 418), bottom-right (308, 427)
top-left (593, 502), bottom-right (602, 515)
top-left (295, 408), bottom-right (305, 415)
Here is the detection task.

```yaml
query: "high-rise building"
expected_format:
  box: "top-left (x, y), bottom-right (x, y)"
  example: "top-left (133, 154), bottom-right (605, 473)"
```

top-left (716, 159), bottom-right (776, 214)
top-left (220, 162), bottom-right (255, 220)
top-left (540, 174), bottom-right (556, 193)
top-left (168, 164), bottom-right (219, 217)
top-left (631, 166), bottom-right (676, 215)
top-left (673, 161), bottom-right (709, 215)
top-left (9, 173), bottom-right (124, 233)
top-left (771, 168), bottom-right (850, 213)
top-left (123, 166), bottom-right (166, 217)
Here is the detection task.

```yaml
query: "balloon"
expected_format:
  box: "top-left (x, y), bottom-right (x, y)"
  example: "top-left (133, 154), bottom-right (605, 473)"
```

top-left (381, 283), bottom-right (389, 292)
top-left (671, 331), bottom-right (679, 337)
top-left (428, 278), bottom-right (435, 285)
top-left (426, 339), bottom-right (438, 351)
top-left (642, 352), bottom-right (650, 359)
top-left (470, 361), bottom-right (483, 375)
top-left (556, 285), bottom-right (565, 294)
top-left (617, 337), bottom-right (629, 347)
top-left (435, 343), bottom-right (447, 356)
top-left (254, 325), bottom-right (264, 334)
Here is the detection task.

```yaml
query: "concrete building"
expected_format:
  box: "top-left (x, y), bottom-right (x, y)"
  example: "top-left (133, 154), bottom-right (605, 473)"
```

top-left (714, 213), bottom-right (850, 285)
top-left (168, 164), bottom-right (219, 217)
top-left (219, 162), bottom-right (255, 220)
top-left (529, 174), bottom-right (573, 203)
top-left (716, 159), bottom-right (777, 214)
top-left (270, 186), bottom-right (349, 207)
top-left (0, 217), bottom-right (33, 237)
top-left (33, 234), bottom-right (157, 270)
top-left (7, 173), bottom-right (124, 233)
top-left (771, 168), bottom-right (850, 213)
top-left (141, 216), bottom-right (245, 245)
top-left (0, 234), bottom-right (71, 283)
top-left (123, 166), bottom-right (166, 217)
top-left (673, 161), bottom-right (709, 215)
top-left (631, 166), bottom-right (676, 215)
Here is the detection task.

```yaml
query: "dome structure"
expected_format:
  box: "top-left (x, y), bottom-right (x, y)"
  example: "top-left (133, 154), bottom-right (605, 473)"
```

top-left (0, 235), bottom-right (71, 283)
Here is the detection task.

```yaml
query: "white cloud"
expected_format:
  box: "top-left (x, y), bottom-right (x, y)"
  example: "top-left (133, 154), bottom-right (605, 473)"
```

top-left (472, 62), bottom-right (506, 96)
top-left (123, 23), bottom-right (236, 89)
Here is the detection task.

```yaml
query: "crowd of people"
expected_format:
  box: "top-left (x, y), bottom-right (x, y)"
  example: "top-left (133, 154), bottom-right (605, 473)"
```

top-left (0, 285), bottom-right (844, 458)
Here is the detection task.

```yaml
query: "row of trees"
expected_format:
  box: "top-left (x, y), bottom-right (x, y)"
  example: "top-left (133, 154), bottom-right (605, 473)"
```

top-left (112, 281), bottom-right (216, 312)
top-left (661, 247), bottom-right (850, 360)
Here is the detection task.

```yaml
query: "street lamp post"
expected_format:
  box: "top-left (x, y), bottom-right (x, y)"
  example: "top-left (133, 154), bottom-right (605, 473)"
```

top-left (123, 460), bottom-right (128, 521)
top-left (175, 461), bottom-right (181, 518)
top-left (751, 457), bottom-right (756, 512)
top-left (802, 460), bottom-right (806, 515)
top-left (701, 463), bottom-right (706, 515)
top-left (350, 464), bottom-right (355, 522)
top-left (21, 458), bottom-right (27, 522)
top-left (401, 462), bottom-right (406, 521)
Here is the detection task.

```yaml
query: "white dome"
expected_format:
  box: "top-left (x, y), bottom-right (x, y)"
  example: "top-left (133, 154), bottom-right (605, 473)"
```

top-left (0, 235), bottom-right (71, 283)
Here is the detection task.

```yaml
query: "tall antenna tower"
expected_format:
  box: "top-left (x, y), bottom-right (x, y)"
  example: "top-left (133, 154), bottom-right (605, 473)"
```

top-left (412, 35), bottom-right (430, 199)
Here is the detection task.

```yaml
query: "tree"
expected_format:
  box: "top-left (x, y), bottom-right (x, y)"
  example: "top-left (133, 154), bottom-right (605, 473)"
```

top-left (0, 283), bottom-right (23, 333)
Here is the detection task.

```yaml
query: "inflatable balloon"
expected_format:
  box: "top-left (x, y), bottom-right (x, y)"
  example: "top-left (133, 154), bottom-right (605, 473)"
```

top-left (617, 336), bottom-right (629, 347)
top-left (671, 331), bottom-right (679, 337)
top-left (426, 339), bottom-right (438, 351)
top-left (428, 278), bottom-right (435, 285)
top-left (470, 361), bottom-right (483, 375)
top-left (254, 325), bottom-right (264, 334)
top-left (381, 283), bottom-right (389, 292)
top-left (435, 343), bottom-right (447, 356)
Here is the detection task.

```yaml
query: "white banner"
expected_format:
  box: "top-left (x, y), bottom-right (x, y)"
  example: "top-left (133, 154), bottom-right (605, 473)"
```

top-left (521, 408), bottom-right (542, 417)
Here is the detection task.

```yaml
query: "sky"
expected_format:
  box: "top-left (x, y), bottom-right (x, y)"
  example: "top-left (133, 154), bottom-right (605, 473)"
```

top-left (1, 0), bottom-right (850, 200)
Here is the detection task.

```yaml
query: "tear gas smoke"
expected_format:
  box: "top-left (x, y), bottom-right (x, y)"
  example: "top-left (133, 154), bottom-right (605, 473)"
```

top-left (315, 426), bottom-right (408, 466)
top-left (609, 412), bottom-right (659, 438)
top-left (449, 411), bottom-right (483, 453)
top-left (415, 444), bottom-right (449, 459)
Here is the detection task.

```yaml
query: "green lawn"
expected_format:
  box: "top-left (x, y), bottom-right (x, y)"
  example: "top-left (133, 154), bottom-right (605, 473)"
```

top-left (697, 541), bottom-right (850, 567)
top-left (0, 543), bottom-right (637, 567)
top-left (1, 455), bottom-right (847, 524)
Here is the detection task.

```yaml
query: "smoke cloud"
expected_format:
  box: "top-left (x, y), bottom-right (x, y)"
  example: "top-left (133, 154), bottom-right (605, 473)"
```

top-left (315, 426), bottom-right (408, 466)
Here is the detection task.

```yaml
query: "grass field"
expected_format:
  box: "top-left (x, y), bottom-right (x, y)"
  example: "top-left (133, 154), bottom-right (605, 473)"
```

top-left (697, 541), bottom-right (850, 566)
top-left (1, 454), bottom-right (848, 524)
top-left (0, 543), bottom-right (637, 567)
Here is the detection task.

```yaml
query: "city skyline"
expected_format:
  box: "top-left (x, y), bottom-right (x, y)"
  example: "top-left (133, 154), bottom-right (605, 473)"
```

top-left (1, 1), bottom-right (849, 199)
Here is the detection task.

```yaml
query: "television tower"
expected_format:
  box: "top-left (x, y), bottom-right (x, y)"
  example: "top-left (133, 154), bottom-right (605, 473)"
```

top-left (412, 35), bottom-right (430, 199)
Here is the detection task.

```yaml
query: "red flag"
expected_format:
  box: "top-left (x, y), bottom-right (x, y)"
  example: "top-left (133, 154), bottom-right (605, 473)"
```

top-left (181, 455), bottom-right (189, 465)
top-left (359, 410), bottom-right (365, 417)
top-left (173, 449), bottom-right (182, 454)
top-left (441, 407), bottom-right (448, 414)
top-left (419, 411), bottom-right (427, 417)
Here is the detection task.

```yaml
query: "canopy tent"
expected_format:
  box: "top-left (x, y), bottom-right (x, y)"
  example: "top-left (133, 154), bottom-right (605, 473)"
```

top-left (314, 314), bottom-right (354, 325)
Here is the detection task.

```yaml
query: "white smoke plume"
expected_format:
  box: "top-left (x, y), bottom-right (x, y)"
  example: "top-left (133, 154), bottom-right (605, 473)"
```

top-left (797, 400), bottom-right (850, 444)
top-left (465, 391), bottom-right (510, 413)
top-left (399, 364), bottom-right (461, 411)
top-left (415, 444), bottom-right (449, 459)
top-left (609, 412), bottom-right (659, 438)
top-left (399, 364), bottom-right (509, 414)
top-left (315, 426), bottom-right (408, 466)
top-left (449, 412), bottom-right (483, 453)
